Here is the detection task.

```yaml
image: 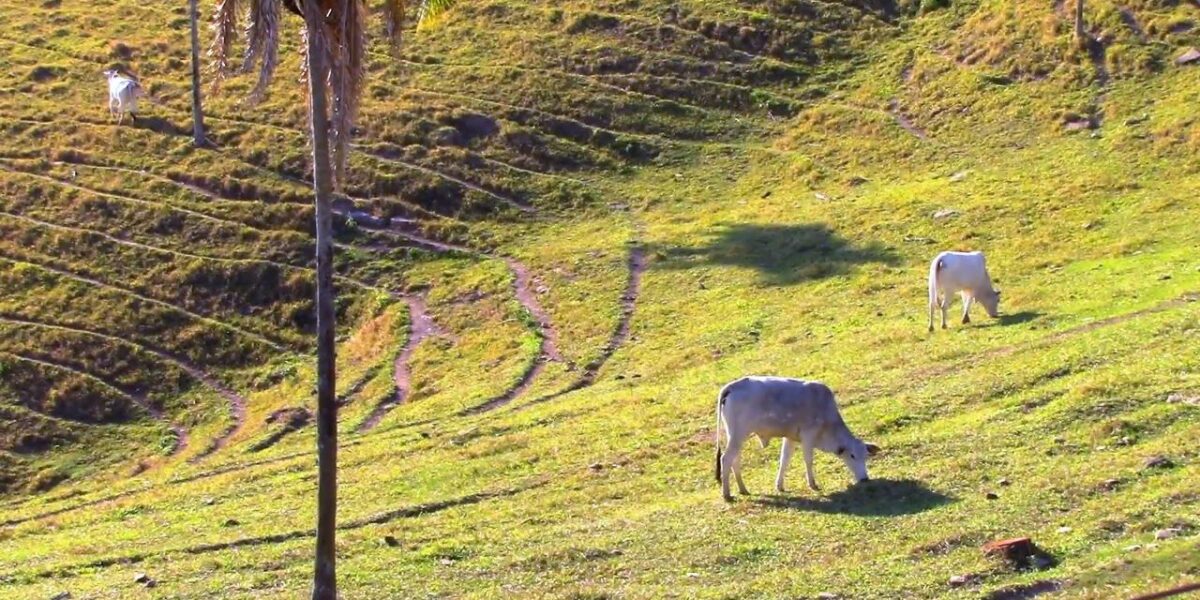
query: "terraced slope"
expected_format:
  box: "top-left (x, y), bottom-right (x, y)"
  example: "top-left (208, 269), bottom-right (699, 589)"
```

top-left (1, 0), bottom-right (1199, 597)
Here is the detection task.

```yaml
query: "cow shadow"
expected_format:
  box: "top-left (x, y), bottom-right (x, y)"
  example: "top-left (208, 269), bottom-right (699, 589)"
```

top-left (750, 478), bottom-right (952, 516)
top-left (648, 223), bottom-right (897, 287)
top-left (996, 311), bottom-right (1042, 326)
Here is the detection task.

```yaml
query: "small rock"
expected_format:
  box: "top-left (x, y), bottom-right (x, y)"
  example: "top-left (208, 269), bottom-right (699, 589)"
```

top-left (222, 518), bottom-right (240, 527)
top-left (1155, 527), bottom-right (1183, 540)
top-left (439, 558), bottom-right (454, 566)
top-left (817, 593), bottom-right (840, 599)
top-left (1057, 526), bottom-right (1073, 533)
top-left (614, 374), bottom-right (626, 381)
top-left (949, 171), bottom-right (968, 183)
top-left (985, 491), bottom-right (999, 500)
top-left (1064, 118), bottom-right (1092, 131)
top-left (589, 462), bottom-right (604, 471)
top-left (1083, 221), bottom-right (1098, 230)
top-left (1117, 436), bottom-right (1133, 446)
top-left (50, 593), bottom-right (71, 600)
top-left (1158, 273), bottom-right (1172, 281)
top-left (143, 580), bottom-right (157, 589)
top-left (686, 572), bottom-right (701, 579)
top-left (133, 573), bottom-right (151, 584)
top-left (848, 176), bottom-right (869, 186)
top-left (932, 208), bottom-right (960, 220)
top-left (1124, 544), bottom-right (1142, 552)
top-left (1099, 478), bottom-right (1120, 491)
top-left (948, 575), bottom-right (970, 587)
top-left (1143, 455), bottom-right (1175, 470)
top-left (761, 190), bottom-right (772, 198)
top-left (998, 478), bottom-right (1011, 487)
top-left (1124, 114), bottom-right (1149, 126)
top-left (1176, 47), bottom-right (1200, 66)
top-left (1031, 554), bottom-right (1054, 569)
top-left (383, 535), bottom-right (400, 547)
top-left (202, 497), bottom-right (215, 506)
top-left (814, 192), bottom-right (831, 202)
top-left (1166, 393), bottom-right (1200, 405)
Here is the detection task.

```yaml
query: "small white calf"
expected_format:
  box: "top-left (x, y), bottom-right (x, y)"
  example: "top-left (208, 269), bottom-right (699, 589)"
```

top-left (104, 70), bottom-right (144, 125)
top-left (928, 250), bottom-right (1000, 331)
top-left (714, 376), bottom-right (879, 502)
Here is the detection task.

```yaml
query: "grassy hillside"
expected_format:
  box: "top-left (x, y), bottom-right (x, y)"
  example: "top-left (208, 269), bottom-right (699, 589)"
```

top-left (1, 0), bottom-right (1199, 597)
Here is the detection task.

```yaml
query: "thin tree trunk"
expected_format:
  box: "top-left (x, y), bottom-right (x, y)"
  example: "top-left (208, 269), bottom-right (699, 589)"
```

top-left (188, 0), bottom-right (206, 147)
top-left (302, 1), bottom-right (338, 598)
top-left (1075, 0), bottom-right (1087, 45)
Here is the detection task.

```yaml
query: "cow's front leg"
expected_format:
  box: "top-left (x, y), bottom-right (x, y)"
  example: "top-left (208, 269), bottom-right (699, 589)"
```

top-left (940, 296), bottom-right (949, 329)
top-left (961, 294), bottom-right (973, 324)
top-left (802, 436), bottom-right (820, 492)
top-left (775, 437), bottom-right (796, 493)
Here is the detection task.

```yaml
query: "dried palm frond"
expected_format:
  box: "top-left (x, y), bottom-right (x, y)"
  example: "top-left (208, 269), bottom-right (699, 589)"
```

top-left (209, 0), bottom-right (239, 87)
top-left (416, 0), bottom-right (457, 29)
top-left (382, 0), bottom-right (404, 49)
top-left (243, 0), bottom-right (281, 102)
top-left (328, 0), bottom-right (366, 184)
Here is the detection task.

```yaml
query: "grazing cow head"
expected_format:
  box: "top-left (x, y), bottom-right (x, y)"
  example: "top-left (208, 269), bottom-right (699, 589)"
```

top-left (836, 438), bottom-right (881, 483)
top-left (978, 288), bottom-right (1001, 317)
top-left (103, 69), bottom-right (117, 80)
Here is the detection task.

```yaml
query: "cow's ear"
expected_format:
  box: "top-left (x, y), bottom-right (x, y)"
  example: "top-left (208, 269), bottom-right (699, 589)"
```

top-left (836, 446), bottom-right (846, 456)
top-left (865, 442), bottom-right (881, 456)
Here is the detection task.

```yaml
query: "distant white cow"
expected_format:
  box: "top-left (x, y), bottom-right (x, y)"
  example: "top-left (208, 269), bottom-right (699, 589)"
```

top-left (104, 70), bottom-right (145, 125)
top-left (928, 250), bottom-right (1000, 331)
top-left (714, 376), bottom-right (880, 502)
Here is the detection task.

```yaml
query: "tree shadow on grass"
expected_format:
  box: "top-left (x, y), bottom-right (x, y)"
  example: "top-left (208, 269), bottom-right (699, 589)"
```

top-left (751, 478), bottom-right (953, 516)
top-left (649, 223), bottom-right (898, 287)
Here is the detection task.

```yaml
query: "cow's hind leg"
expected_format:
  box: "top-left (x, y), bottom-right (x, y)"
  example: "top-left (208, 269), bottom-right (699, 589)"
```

top-left (775, 437), bottom-right (796, 493)
top-left (720, 430), bottom-right (746, 502)
top-left (939, 294), bottom-right (949, 329)
top-left (961, 292), bottom-right (973, 324)
top-left (733, 452), bottom-right (750, 496)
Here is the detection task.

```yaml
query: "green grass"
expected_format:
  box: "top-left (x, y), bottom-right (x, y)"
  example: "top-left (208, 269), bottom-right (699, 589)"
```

top-left (1, 0), bottom-right (1199, 597)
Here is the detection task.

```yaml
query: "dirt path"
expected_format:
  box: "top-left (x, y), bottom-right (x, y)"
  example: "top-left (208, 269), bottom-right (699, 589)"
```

top-left (359, 150), bottom-right (535, 214)
top-left (0, 209), bottom-right (382, 294)
top-left (0, 253), bottom-right (286, 351)
top-left (0, 162), bottom-right (255, 231)
top-left (887, 99), bottom-right (929, 140)
top-left (847, 292), bottom-right (1199, 403)
top-left (517, 240), bottom-right (647, 410)
top-left (0, 351), bottom-right (188, 455)
top-left (358, 294), bottom-right (440, 431)
top-left (334, 211), bottom-right (564, 416)
top-left (0, 315), bottom-right (247, 458)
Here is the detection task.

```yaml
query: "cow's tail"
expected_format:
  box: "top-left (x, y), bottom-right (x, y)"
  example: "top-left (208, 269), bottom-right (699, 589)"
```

top-left (929, 255), bottom-right (943, 304)
top-left (714, 384), bottom-right (730, 482)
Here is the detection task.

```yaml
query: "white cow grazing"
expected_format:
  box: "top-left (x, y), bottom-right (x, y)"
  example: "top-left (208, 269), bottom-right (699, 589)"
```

top-left (928, 250), bottom-right (1000, 332)
top-left (104, 70), bottom-right (144, 125)
top-left (714, 376), bottom-right (880, 502)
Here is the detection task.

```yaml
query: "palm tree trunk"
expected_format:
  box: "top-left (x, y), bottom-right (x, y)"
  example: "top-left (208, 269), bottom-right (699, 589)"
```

top-left (188, 0), bottom-right (206, 147)
top-left (302, 1), bottom-right (338, 598)
top-left (1075, 0), bottom-right (1086, 45)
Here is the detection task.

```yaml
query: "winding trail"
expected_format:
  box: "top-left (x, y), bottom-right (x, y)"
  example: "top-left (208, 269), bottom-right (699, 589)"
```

top-left (335, 210), bottom-right (563, 416)
top-left (0, 162), bottom-right (261, 232)
top-left (887, 99), bottom-right (929, 140)
top-left (0, 208), bottom-right (383, 294)
top-left (358, 294), bottom-right (440, 432)
top-left (0, 351), bottom-right (188, 455)
top-left (0, 315), bottom-right (246, 458)
top-left (358, 149), bottom-right (535, 214)
top-left (0, 253), bottom-right (286, 351)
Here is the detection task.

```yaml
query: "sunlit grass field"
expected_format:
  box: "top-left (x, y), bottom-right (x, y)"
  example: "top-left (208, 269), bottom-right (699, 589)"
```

top-left (1, 0), bottom-right (1198, 597)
